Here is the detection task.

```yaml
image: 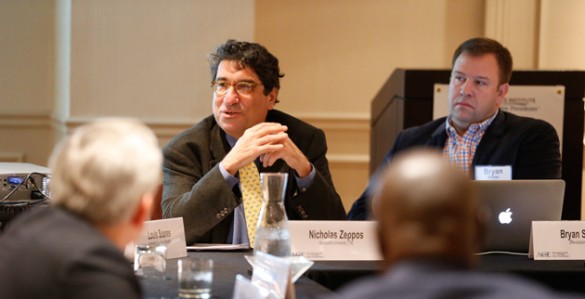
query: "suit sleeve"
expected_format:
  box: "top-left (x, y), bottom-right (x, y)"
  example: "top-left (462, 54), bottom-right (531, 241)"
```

top-left (285, 129), bottom-right (347, 220)
top-left (162, 144), bottom-right (238, 245)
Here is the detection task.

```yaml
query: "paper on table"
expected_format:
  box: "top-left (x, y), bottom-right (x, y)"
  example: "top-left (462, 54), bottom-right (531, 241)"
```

top-left (187, 243), bottom-right (250, 251)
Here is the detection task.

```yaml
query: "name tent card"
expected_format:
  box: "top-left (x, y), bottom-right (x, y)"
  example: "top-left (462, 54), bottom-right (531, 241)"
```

top-left (530, 221), bottom-right (585, 260)
top-left (289, 220), bottom-right (382, 261)
top-left (138, 217), bottom-right (187, 259)
top-left (475, 165), bottom-right (512, 180)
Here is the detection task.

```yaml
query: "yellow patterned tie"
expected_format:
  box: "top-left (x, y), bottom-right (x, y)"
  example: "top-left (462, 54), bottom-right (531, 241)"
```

top-left (239, 162), bottom-right (264, 248)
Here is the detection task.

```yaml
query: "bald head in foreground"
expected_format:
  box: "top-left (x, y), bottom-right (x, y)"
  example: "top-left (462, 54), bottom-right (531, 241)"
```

top-left (326, 149), bottom-right (582, 299)
top-left (373, 149), bottom-right (483, 270)
top-left (0, 118), bottom-right (162, 299)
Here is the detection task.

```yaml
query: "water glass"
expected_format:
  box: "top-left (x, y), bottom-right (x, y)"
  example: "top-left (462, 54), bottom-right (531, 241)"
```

top-left (134, 244), bottom-right (167, 279)
top-left (177, 258), bottom-right (214, 299)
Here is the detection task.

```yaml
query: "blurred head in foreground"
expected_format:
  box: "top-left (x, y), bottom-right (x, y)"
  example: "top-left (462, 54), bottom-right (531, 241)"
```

top-left (371, 149), bottom-right (485, 269)
top-left (49, 118), bottom-right (162, 248)
top-left (0, 118), bottom-right (162, 299)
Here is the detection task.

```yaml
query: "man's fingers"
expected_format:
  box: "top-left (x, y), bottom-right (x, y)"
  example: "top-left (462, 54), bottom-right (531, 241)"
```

top-left (245, 122), bottom-right (287, 136)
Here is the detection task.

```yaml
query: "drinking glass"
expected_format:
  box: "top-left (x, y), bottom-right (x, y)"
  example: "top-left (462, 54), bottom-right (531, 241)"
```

top-left (134, 244), bottom-right (167, 279)
top-left (177, 258), bottom-right (214, 299)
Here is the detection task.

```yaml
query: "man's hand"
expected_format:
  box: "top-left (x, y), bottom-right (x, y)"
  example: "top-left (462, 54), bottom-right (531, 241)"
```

top-left (259, 134), bottom-right (311, 178)
top-left (221, 122), bottom-right (288, 175)
top-left (221, 122), bottom-right (312, 178)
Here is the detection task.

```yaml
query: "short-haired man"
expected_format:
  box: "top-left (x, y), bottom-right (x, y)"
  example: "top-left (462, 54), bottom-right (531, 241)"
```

top-left (348, 37), bottom-right (561, 220)
top-left (0, 118), bottom-right (162, 299)
top-left (162, 39), bottom-right (346, 245)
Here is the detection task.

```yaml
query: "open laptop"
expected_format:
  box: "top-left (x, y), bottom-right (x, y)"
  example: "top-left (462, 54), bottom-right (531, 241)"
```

top-left (474, 180), bottom-right (565, 253)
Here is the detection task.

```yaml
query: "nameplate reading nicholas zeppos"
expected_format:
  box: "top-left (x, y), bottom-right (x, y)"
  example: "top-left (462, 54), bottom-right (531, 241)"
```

top-left (530, 221), bottom-right (585, 260)
top-left (289, 220), bottom-right (382, 261)
top-left (138, 217), bottom-right (188, 259)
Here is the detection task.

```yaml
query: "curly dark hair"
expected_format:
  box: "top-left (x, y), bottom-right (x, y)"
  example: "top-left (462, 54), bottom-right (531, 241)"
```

top-left (452, 37), bottom-right (513, 85)
top-left (208, 39), bottom-right (285, 102)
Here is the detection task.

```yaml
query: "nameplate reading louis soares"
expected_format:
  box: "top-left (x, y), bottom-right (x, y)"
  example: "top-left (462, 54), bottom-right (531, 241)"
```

top-left (139, 217), bottom-right (188, 259)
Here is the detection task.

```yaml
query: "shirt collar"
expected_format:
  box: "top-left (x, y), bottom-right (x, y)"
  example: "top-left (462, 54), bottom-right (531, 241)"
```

top-left (445, 110), bottom-right (499, 137)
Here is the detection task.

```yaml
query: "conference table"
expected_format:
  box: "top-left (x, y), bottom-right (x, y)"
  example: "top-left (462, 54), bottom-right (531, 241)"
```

top-left (141, 250), bottom-right (585, 298)
top-left (140, 250), bottom-right (334, 299)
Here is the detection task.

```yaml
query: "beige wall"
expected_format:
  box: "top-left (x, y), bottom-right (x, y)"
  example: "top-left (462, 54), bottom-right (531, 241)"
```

top-left (255, 0), bottom-right (485, 117)
top-left (1, 0), bottom-right (584, 213)
top-left (0, 0), bottom-right (57, 165)
top-left (254, 0), bottom-right (485, 210)
top-left (69, 0), bottom-right (255, 122)
top-left (0, 0), bottom-right (55, 115)
top-left (538, 0), bottom-right (585, 69)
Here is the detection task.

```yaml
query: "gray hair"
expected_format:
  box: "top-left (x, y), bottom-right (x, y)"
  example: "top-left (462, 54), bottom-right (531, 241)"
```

top-left (48, 118), bottom-right (162, 224)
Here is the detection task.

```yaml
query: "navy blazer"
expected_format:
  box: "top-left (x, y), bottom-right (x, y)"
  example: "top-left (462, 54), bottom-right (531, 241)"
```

top-left (162, 109), bottom-right (346, 244)
top-left (348, 110), bottom-right (561, 220)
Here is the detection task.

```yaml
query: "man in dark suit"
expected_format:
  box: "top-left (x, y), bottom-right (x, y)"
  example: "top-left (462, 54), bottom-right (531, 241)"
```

top-left (162, 39), bottom-right (346, 245)
top-left (0, 118), bottom-right (162, 299)
top-left (348, 37), bottom-right (561, 220)
top-left (326, 149), bottom-right (579, 299)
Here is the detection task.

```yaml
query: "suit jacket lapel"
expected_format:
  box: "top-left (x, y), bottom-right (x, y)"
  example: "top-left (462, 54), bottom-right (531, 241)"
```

top-left (209, 124), bottom-right (230, 170)
top-left (427, 120), bottom-right (448, 147)
top-left (473, 110), bottom-right (505, 165)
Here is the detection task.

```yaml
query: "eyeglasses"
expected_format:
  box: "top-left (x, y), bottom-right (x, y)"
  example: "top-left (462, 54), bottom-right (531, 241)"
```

top-left (211, 80), bottom-right (261, 95)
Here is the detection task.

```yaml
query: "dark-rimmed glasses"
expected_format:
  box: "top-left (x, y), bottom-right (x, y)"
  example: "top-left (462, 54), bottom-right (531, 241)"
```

top-left (211, 80), bottom-right (261, 95)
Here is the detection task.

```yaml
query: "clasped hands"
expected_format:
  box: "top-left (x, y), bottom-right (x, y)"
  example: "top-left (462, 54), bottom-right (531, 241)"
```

top-left (221, 122), bottom-right (311, 178)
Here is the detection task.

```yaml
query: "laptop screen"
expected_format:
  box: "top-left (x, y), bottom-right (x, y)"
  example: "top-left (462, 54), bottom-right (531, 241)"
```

top-left (473, 180), bottom-right (565, 253)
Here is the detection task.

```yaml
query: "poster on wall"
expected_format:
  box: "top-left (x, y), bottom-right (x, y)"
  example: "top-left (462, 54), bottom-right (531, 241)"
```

top-left (433, 84), bottom-right (565, 147)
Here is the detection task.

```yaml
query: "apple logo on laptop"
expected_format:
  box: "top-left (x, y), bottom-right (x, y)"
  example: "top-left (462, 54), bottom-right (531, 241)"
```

top-left (498, 208), bottom-right (513, 224)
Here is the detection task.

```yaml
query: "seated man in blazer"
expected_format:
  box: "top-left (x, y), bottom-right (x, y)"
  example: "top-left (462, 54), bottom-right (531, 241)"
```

top-left (0, 118), bottom-right (162, 299)
top-left (348, 37), bottom-right (561, 220)
top-left (326, 149), bottom-right (577, 299)
top-left (162, 39), bottom-right (346, 246)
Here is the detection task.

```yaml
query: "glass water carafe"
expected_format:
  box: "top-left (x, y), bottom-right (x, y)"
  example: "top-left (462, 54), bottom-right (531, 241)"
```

top-left (253, 172), bottom-right (291, 257)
